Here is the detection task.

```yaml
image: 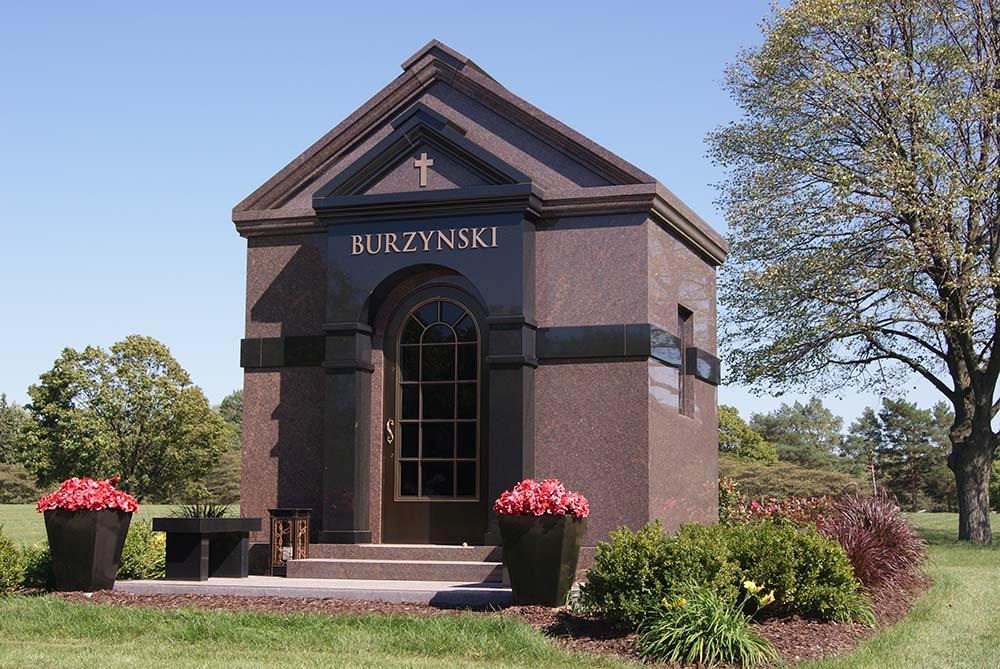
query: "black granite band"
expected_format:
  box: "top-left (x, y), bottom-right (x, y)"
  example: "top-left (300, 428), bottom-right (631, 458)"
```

top-left (240, 323), bottom-right (721, 385)
top-left (240, 336), bottom-right (326, 369)
top-left (536, 323), bottom-right (721, 385)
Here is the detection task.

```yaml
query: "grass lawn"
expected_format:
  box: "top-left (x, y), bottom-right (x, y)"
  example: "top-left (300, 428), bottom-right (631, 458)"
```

top-left (804, 512), bottom-right (1000, 669)
top-left (0, 597), bottom-right (627, 669)
top-left (0, 504), bottom-right (237, 545)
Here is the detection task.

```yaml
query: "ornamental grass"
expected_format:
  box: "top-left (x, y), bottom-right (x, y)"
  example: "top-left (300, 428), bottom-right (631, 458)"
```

top-left (818, 488), bottom-right (927, 588)
top-left (636, 581), bottom-right (779, 667)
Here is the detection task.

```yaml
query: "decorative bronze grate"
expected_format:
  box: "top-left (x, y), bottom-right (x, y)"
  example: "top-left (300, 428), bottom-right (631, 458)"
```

top-left (267, 508), bottom-right (310, 576)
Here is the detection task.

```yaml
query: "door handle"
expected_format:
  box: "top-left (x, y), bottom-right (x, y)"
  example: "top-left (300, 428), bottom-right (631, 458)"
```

top-left (386, 418), bottom-right (395, 445)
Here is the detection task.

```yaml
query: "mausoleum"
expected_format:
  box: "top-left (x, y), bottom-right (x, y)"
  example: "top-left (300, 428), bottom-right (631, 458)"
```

top-left (235, 40), bottom-right (727, 566)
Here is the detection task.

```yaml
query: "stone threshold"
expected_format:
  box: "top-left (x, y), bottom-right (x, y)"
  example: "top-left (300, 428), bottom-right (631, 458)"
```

top-left (115, 576), bottom-right (512, 607)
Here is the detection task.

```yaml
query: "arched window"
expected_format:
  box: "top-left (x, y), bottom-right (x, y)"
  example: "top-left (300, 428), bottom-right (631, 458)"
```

top-left (395, 298), bottom-right (479, 499)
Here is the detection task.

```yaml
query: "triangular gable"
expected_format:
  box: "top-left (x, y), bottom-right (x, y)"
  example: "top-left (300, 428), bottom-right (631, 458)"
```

top-left (313, 103), bottom-right (529, 205)
top-left (233, 39), bottom-right (728, 265)
top-left (235, 40), bottom-right (653, 216)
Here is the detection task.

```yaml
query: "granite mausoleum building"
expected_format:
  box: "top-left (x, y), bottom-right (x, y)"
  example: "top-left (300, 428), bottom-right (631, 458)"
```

top-left (235, 40), bottom-right (727, 570)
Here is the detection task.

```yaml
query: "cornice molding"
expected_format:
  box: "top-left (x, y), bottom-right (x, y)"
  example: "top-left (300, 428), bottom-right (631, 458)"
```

top-left (650, 193), bottom-right (728, 266)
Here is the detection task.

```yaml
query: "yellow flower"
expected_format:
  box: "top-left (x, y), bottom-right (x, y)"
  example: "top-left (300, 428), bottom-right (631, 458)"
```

top-left (675, 597), bottom-right (686, 608)
top-left (661, 597), bottom-right (672, 608)
top-left (743, 580), bottom-right (763, 594)
top-left (760, 590), bottom-right (776, 607)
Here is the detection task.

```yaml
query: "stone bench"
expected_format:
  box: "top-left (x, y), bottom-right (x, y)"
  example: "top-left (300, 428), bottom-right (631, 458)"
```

top-left (152, 517), bottom-right (261, 581)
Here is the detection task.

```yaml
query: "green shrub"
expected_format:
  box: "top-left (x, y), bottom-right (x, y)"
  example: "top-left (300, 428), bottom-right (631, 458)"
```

top-left (720, 455), bottom-right (861, 499)
top-left (723, 523), bottom-right (873, 624)
top-left (117, 521), bottom-right (166, 580)
top-left (20, 543), bottom-right (53, 590)
top-left (583, 521), bottom-right (873, 628)
top-left (637, 582), bottom-right (779, 667)
top-left (580, 521), bottom-right (738, 627)
top-left (0, 529), bottom-right (24, 594)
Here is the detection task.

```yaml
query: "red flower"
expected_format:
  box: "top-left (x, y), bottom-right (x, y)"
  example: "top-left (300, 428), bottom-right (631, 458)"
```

top-left (36, 476), bottom-right (139, 513)
top-left (493, 478), bottom-right (589, 518)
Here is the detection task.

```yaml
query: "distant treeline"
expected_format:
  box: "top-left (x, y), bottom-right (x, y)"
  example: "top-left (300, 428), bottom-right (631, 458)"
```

top-left (720, 397), bottom-right (999, 512)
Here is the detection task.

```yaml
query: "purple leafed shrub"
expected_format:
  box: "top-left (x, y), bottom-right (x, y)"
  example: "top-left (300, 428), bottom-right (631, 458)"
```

top-left (818, 489), bottom-right (926, 588)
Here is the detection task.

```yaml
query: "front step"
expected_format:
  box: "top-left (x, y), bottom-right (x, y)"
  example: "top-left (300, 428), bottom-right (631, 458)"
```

top-left (305, 543), bottom-right (503, 562)
top-left (287, 557), bottom-right (505, 583)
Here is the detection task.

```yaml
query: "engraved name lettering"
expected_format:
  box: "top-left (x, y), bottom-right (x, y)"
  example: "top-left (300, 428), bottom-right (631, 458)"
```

top-left (350, 227), bottom-right (499, 256)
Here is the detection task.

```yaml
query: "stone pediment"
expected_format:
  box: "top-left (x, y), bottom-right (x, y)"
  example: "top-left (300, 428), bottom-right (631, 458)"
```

top-left (312, 103), bottom-right (530, 207)
top-left (234, 39), bottom-right (727, 264)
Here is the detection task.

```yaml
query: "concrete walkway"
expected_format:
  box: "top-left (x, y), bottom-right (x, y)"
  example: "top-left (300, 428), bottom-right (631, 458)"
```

top-left (115, 576), bottom-right (512, 607)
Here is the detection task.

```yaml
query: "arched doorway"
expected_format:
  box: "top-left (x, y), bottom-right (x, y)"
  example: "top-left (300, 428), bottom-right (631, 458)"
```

top-left (381, 286), bottom-right (488, 543)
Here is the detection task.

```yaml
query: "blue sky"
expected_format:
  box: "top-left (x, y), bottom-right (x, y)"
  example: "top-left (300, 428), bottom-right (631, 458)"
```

top-left (0, 1), bottom-right (939, 426)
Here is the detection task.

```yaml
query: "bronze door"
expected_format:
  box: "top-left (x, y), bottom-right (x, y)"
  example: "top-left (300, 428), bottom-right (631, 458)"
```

top-left (381, 290), bottom-right (487, 544)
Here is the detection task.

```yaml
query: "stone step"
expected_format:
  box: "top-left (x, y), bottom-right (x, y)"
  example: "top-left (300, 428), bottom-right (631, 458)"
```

top-left (286, 558), bottom-right (505, 583)
top-left (305, 543), bottom-right (503, 562)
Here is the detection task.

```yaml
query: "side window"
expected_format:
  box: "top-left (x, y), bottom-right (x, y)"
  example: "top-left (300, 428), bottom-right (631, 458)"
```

top-left (678, 305), bottom-right (694, 417)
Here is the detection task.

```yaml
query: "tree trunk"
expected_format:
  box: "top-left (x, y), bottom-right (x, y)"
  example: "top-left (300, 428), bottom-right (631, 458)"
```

top-left (949, 434), bottom-right (994, 543)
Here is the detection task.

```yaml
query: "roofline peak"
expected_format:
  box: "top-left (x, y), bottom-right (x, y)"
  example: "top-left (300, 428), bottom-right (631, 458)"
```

top-left (400, 39), bottom-right (495, 82)
top-left (401, 39), bottom-right (468, 71)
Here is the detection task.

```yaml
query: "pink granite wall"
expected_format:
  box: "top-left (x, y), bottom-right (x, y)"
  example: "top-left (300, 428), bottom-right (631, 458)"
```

top-left (534, 214), bottom-right (651, 544)
top-left (242, 233), bottom-right (327, 541)
top-left (535, 214), bottom-right (648, 327)
top-left (646, 361), bottom-right (718, 531)
top-left (245, 234), bottom-right (326, 338)
top-left (532, 216), bottom-right (720, 545)
top-left (242, 368), bottom-right (325, 543)
top-left (647, 220), bottom-right (718, 355)
top-left (534, 361), bottom-right (649, 544)
top-left (646, 220), bottom-right (719, 529)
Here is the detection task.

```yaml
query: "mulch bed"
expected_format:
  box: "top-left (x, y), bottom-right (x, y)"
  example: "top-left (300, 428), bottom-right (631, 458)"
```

top-left (54, 573), bottom-right (930, 666)
top-left (754, 573), bottom-right (931, 664)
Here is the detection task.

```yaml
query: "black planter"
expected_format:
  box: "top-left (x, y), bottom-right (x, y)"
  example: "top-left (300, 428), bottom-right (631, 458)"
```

top-left (498, 514), bottom-right (586, 606)
top-left (44, 509), bottom-right (132, 592)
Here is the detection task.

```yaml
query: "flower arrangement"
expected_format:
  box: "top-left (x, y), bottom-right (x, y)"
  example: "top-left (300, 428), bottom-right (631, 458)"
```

top-left (493, 478), bottom-right (589, 518)
top-left (36, 475), bottom-right (139, 513)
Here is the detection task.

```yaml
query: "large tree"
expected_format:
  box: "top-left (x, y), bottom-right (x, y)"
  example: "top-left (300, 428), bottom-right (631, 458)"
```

top-left (843, 407), bottom-right (883, 494)
top-left (24, 335), bottom-right (229, 501)
top-left (878, 398), bottom-right (949, 511)
top-left (750, 398), bottom-right (844, 469)
top-left (718, 404), bottom-right (778, 462)
top-left (709, 0), bottom-right (1000, 541)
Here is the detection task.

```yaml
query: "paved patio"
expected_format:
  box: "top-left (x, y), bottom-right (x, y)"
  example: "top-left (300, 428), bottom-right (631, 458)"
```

top-left (115, 576), bottom-right (512, 607)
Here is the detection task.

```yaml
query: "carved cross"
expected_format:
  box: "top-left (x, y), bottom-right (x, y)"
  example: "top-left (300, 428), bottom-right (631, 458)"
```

top-left (413, 152), bottom-right (434, 187)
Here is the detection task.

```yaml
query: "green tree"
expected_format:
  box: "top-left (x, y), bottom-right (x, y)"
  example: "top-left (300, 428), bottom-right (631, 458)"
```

top-left (708, 0), bottom-right (1000, 542)
top-left (217, 389), bottom-right (243, 431)
top-left (843, 407), bottom-right (882, 495)
top-left (878, 398), bottom-right (947, 511)
top-left (24, 335), bottom-right (229, 501)
top-left (199, 389), bottom-right (243, 504)
top-left (750, 398), bottom-right (843, 469)
top-left (718, 405), bottom-right (777, 462)
top-left (0, 394), bottom-right (30, 464)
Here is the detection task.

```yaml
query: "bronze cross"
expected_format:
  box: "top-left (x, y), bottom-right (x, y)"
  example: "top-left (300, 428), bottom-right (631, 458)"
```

top-left (413, 152), bottom-right (434, 187)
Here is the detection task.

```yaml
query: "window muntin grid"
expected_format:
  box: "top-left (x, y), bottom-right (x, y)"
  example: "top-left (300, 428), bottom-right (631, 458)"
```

top-left (396, 298), bottom-right (479, 500)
